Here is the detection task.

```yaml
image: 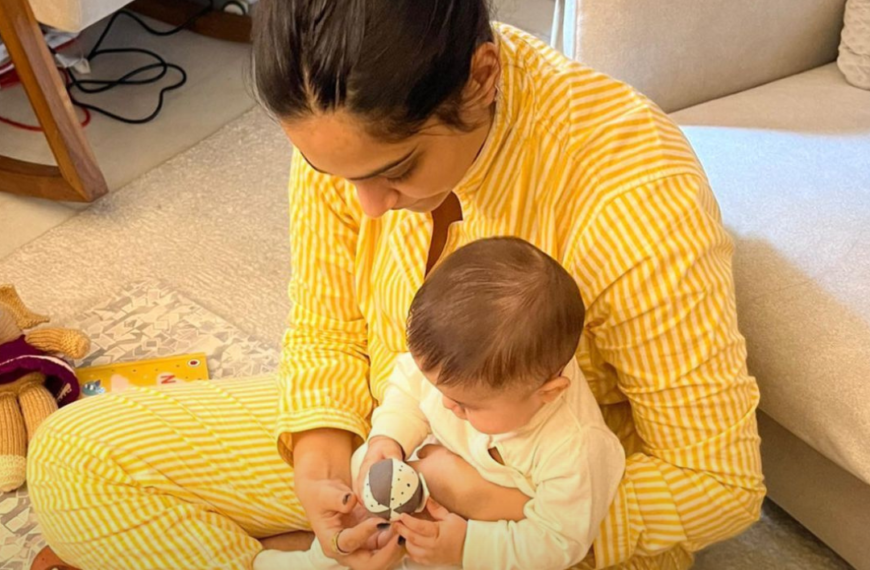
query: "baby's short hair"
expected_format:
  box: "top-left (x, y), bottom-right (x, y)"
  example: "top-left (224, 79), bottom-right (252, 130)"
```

top-left (407, 237), bottom-right (585, 391)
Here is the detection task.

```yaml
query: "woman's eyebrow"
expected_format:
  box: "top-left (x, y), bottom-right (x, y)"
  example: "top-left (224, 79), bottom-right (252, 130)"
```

top-left (298, 148), bottom-right (417, 181)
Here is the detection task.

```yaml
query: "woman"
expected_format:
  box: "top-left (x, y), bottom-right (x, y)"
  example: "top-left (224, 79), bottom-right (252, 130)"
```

top-left (28, 1), bottom-right (765, 569)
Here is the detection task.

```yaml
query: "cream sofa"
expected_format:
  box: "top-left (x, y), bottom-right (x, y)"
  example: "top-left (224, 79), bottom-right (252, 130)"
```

top-left (554, 1), bottom-right (870, 568)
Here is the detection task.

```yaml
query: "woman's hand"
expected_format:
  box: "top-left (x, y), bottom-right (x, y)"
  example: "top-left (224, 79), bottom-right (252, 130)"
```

top-left (295, 474), bottom-right (405, 569)
top-left (293, 429), bottom-right (405, 570)
top-left (354, 436), bottom-right (405, 498)
top-left (394, 499), bottom-right (467, 567)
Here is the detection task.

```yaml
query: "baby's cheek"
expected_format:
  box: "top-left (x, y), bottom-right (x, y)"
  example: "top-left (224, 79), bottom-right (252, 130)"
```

top-left (468, 416), bottom-right (494, 434)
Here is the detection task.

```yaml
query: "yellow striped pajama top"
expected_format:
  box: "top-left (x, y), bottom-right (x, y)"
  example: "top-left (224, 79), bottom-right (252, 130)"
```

top-left (277, 24), bottom-right (765, 568)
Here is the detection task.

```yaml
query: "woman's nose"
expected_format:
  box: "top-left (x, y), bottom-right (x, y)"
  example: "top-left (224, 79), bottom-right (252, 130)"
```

top-left (354, 180), bottom-right (399, 218)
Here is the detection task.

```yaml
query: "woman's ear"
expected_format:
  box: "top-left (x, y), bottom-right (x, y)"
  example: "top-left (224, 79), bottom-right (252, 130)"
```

top-left (538, 376), bottom-right (570, 403)
top-left (462, 42), bottom-right (501, 113)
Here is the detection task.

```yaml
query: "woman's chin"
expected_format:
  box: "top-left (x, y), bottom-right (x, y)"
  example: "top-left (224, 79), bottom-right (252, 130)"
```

top-left (399, 193), bottom-right (452, 213)
top-left (401, 203), bottom-right (433, 213)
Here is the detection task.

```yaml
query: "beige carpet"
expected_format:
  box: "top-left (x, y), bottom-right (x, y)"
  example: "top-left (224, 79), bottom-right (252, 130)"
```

top-left (0, 104), bottom-right (855, 569)
top-left (0, 107), bottom-right (292, 345)
top-left (0, 11), bottom-right (256, 259)
top-left (0, 13), bottom-right (256, 195)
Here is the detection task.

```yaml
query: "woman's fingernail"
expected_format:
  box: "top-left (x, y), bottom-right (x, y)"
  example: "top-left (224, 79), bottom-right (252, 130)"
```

top-left (377, 523), bottom-right (390, 530)
top-left (342, 493), bottom-right (351, 505)
top-left (398, 536), bottom-right (406, 547)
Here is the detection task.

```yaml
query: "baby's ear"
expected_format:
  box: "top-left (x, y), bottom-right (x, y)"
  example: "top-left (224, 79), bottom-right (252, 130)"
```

top-left (538, 376), bottom-right (570, 403)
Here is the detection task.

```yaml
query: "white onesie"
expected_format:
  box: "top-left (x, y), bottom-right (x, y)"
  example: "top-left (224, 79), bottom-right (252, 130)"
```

top-left (255, 353), bottom-right (625, 570)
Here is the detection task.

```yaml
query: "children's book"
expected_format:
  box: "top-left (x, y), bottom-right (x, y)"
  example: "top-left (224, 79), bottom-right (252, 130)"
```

top-left (77, 353), bottom-right (209, 398)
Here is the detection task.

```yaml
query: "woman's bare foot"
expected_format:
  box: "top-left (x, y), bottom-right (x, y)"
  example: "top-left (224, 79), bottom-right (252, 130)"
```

top-left (258, 531), bottom-right (315, 552)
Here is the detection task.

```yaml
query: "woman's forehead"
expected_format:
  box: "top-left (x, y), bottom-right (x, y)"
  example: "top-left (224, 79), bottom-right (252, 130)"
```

top-left (281, 112), bottom-right (419, 179)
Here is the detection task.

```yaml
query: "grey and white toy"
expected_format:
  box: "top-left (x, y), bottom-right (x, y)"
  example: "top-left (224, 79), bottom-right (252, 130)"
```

top-left (362, 458), bottom-right (430, 521)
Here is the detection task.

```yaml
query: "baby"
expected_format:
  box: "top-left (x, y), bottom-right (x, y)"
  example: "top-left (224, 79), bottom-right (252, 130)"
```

top-left (256, 237), bottom-right (625, 570)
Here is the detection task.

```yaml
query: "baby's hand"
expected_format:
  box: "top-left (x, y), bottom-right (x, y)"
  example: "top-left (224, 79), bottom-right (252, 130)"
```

top-left (355, 436), bottom-right (405, 499)
top-left (394, 499), bottom-right (467, 567)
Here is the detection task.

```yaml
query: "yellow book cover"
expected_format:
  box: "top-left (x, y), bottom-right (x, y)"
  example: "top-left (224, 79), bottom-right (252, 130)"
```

top-left (77, 353), bottom-right (209, 398)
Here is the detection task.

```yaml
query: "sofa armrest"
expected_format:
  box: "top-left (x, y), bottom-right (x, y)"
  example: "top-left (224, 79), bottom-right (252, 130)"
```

top-left (552, 0), bottom-right (847, 112)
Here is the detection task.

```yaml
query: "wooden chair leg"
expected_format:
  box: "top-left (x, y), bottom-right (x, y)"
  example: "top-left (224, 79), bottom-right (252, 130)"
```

top-left (0, 0), bottom-right (108, 202)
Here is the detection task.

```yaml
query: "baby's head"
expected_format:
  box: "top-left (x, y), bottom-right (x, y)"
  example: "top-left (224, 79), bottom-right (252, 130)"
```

top-left (407, 237), bottom-right (585, 434)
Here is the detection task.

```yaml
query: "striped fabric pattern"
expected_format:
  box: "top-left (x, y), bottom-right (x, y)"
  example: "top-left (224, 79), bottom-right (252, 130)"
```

top-left (278, 24), bottom-right (765, 568)
top-left (28, 375), bottom-right (308, 569)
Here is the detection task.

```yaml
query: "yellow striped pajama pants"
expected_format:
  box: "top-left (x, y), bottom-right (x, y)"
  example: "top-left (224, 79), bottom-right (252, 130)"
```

top-left (27, 376), bottom-right (694, 570)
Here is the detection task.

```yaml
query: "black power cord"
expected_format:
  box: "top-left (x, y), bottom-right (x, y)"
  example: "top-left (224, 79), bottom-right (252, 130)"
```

top-left (60, 3), bottom-right (214, 124)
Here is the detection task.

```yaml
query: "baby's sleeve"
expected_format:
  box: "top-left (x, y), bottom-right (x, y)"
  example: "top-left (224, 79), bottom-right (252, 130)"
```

top-left (369, 354), bottom-right (431, 457)
top-left (463, 426), bottom-right (625, 570)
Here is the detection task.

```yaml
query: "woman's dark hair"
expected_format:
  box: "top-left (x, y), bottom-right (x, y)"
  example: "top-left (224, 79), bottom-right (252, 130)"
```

top-left (252, 0), bottom-right (493, 140)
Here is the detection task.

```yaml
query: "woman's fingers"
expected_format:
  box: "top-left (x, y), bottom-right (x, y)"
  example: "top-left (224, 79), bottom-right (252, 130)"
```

top-left (320, 480), bottom-right (357, 515)
top-left (373, 525), bottom-right (395, 550)
top-left (337, 517), bottom-right (382, 554)
top-left (346, 535), bottom-right (405, 570)
top-left (362, 522), bottom-right (393, 551)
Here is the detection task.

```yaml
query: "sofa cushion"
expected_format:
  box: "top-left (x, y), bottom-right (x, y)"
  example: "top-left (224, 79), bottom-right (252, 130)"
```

top-left (671, 63), bottom-right (870, 485)
top-left (552, 0), bottom-right (848, 112)
top-left (839, 0), bottom-right (870, 89)
top-left (29, 0), bottom-right (132, 32)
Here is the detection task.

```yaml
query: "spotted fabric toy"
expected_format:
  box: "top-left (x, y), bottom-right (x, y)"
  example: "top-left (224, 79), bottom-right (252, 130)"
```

top-left (362, 458), bottom-right (430, 521)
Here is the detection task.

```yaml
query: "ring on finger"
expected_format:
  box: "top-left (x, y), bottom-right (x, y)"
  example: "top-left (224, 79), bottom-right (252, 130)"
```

top-left (332, 529), bottom-right (351, 556)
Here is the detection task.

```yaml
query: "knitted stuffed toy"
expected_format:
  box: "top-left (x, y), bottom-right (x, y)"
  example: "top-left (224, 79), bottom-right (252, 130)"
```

top-left (0, 285), bottom-right (90, 492)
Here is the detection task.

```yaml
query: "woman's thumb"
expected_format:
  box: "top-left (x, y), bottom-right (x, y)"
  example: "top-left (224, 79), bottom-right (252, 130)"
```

top-left (331, 485), bottom-right (357, 514)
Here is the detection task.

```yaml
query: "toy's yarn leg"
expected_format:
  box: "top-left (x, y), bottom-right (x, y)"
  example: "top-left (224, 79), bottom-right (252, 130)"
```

top-left (26, 328), bottom-right (90, 359)
top-left (0, 389), bottom-right (27, 492)
top-left (19, 373), bottom-right (59, 442)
